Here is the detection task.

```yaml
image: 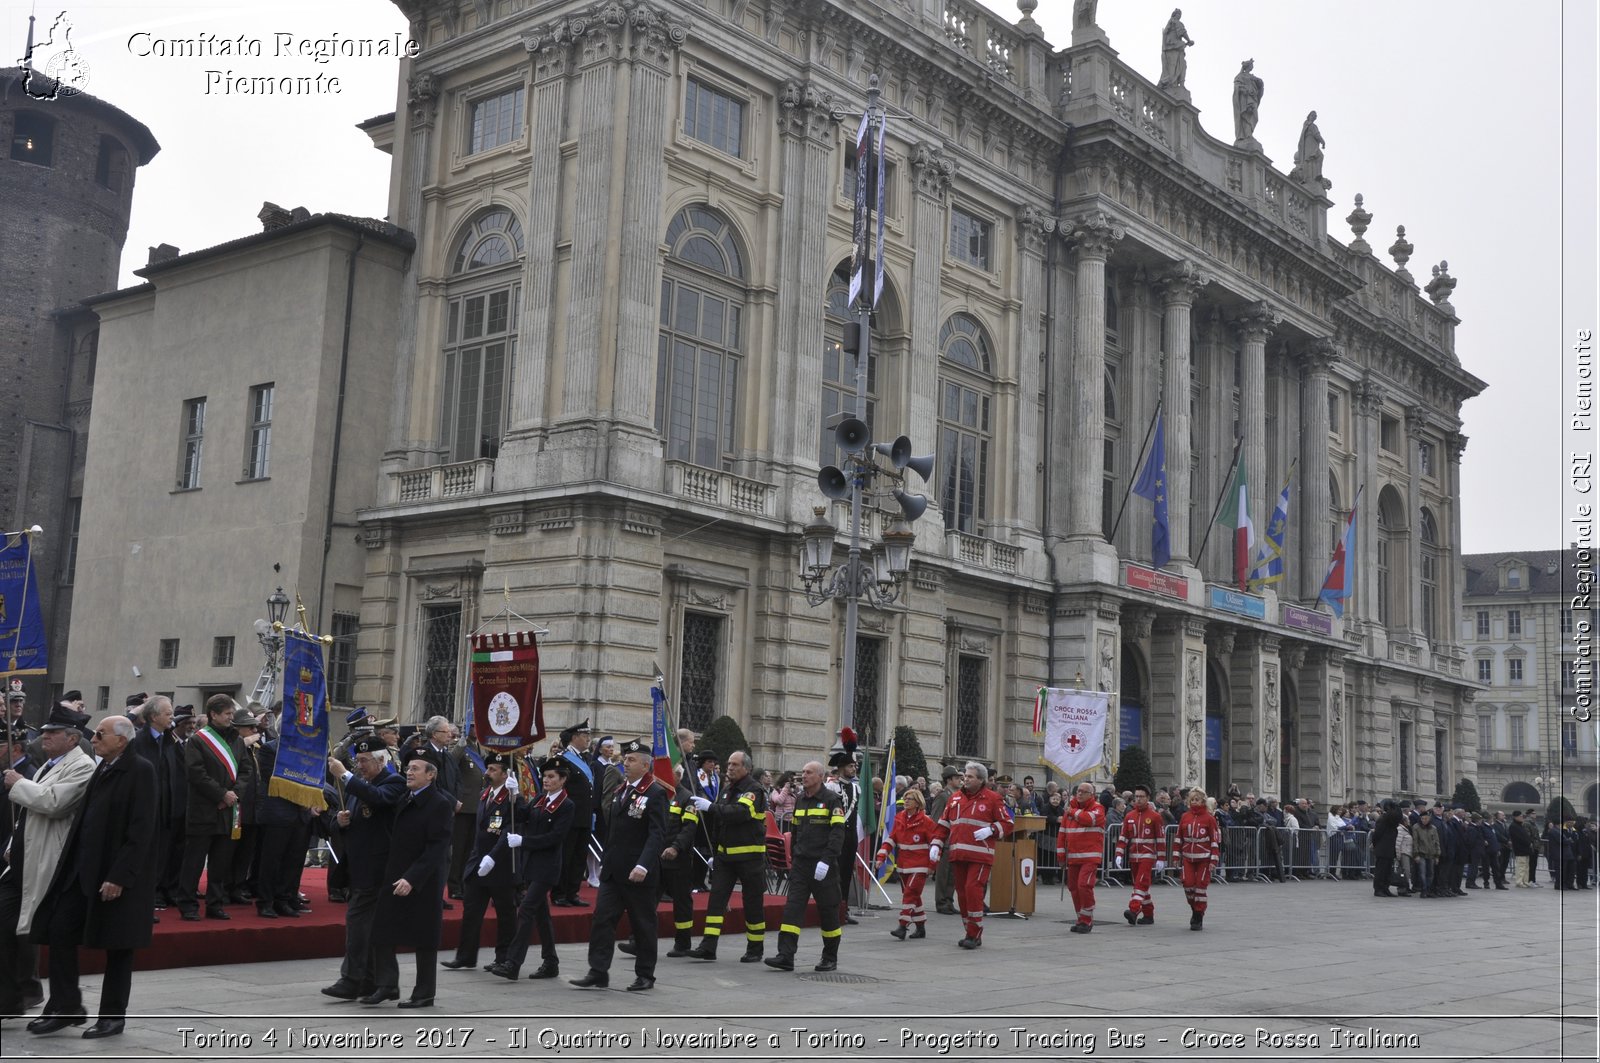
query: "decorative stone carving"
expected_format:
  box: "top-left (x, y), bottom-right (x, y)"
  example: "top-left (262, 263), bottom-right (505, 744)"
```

top-left (362, 522), bottom-right (391, 550)
top-left (1405, 404), bottom-right (1427, 436)
top-left (407, 72), bottom-right (439, 125)
top-left (777, 78), bottom-right (837, 141)
top-left (1263, 664), bottom-right (1279, 791)
top-left (1282, 643), bottom-right (1307, 672)
top-left (1355, 377), bottom-right (1384, 416)
top-left (1123, 606), bottom-right (1155, 641)
top-left (1288, 110), bottom-right (1330, 191)
top-left (1071, 0), bottom-right (1096, 29)
top-left (488, 508), bottom-right (525, 536)
top-left (1098, 633), bottom-right (1115, 693)
top-left (1065, 210), bottom-right (1124, 259)
top-left (687, 588), bottom-right (729, 611)
top-left (1389, 225), bottom-right (1415, 284)
top-left (1446, 433), bottom-right (1468, 463)
top-left (1185, 717), bottom-right (1203, 782)
top-left (1346, 193), bottom-right (1372, 253)
top-left (1232, 59), bottom-right (1263, 146)
top-left (1186, 652), bottom-right (1204, 706)
top-left (1303, 336), bottom-right (1340, 373)
top-left (1156, 260), bottom-right (1211, 304)
top-left (1158, 9), bottom-right (1195, 91)
top-left (1234, 300), bottom-right (1281, 342)
top-left (422, 581), bottom-right (460, 600)
top-left (1424, 260), bottom-right (1457, 311)
top-left (910, 141), bottom-right (956, 198)
top-left (1329, 685), bottom-right (1344, 790)
top-left (1016, 204), bottom-right (1057, 255)
top-left (1206, 624), bottom-right (1235, 658)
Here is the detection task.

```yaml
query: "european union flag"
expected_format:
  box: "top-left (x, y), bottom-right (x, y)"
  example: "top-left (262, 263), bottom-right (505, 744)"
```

top-left (1131, 411), bottom-right (1170, 569)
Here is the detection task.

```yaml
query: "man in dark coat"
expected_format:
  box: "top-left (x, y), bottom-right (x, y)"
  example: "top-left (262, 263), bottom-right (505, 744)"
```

top-left (1370, 800), bottom-right (1402, 897)
top-left (488, 758), bottom-right (575, 981)
top-left (179, 696), bottom-right (255, 921)
top-left (253, 737), bottom-right (313, 919)
top-left (553, 720), bottom-right (595, 907)
top-left (442, 753), bottom-right (523, 971)
top-left (129, 697), bottom-right (185, 909)
top-left (569, 739), bottom-right (669, 992)
top-left (929, 765), bottom-right (960, 913)
top-left (226, 713), bottom-right (267, 903)
top-left (1509, 809), bottom-right (1535, 887)
top-left (446, 738), bottom-right (486, 901)
top-left (368, 751), bottom-right (454, 1008)
top-left (26, 715), bottom-right (157, 1040)
top-left (0, 719), bottom-right (42, 1019)
top-left (321, 739), bottom-right (406, 1001)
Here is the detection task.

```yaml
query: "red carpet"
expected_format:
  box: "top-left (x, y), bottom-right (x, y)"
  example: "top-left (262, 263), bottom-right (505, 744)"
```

top-left (52, 869), bottom-right (816, 975)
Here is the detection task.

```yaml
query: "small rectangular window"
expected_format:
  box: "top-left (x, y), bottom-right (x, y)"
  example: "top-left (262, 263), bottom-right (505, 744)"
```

top-left (1476, 610), bottom-right (1490, 638)
top-left (211, 636), bottom-right (235, 668)
top-left (97, 687), bottom-right (110, 713)
top-left (1508, 658), bottom-right (1524, 683)
top-left (158, 638), bottom-right (180, 669)
top-left (949, 206), bottom-right (993, 270)
top-left (1477, 659), bottom-right (1492, 684)
top-left (9, 111), bottom-right (54, 166)
top-left (1563, 660), bottom-right (1576, 690)
top-left (1379, 415), bottom-right (1399, 453)
top-left (243, 383), bottom-right (274, 479)
top-left (1507, 609), bottom-right (1522, 636)
top-left (1418, 440), bottom-right (1435, 477)
top-left (468, 86), bottom-right (524, 155)
top-left (178, 397), bottom-right (206, 489)
top-left (1561, 608), bottom-right (1575, 635)
top-left (95, 136), bottom-right (128, 191)
top-left (684, 77), bottom-right (745, 158)
top-left (1327, 391), bottom-right (1342, 436)
top-left (1562, 720), bottom-right (1578, 757)
top-left (329, 612), bottom-right (360, 706)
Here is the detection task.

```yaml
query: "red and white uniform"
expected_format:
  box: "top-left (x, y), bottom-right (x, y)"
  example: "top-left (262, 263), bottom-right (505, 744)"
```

top-left (876, 810), bottom-right (935, 927)
top-left (1116, 806), bottom-right (1167, 917)
top-left (1177, 806), bottom-right (1222, 914)
top-left (1056, 796), bottom-right (1106, 927)
top-left (934, 786), bottom-right (1012, 942)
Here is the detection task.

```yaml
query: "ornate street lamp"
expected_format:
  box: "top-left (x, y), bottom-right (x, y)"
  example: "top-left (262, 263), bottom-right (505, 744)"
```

top-left (252, 586), bottom-right (292, 708)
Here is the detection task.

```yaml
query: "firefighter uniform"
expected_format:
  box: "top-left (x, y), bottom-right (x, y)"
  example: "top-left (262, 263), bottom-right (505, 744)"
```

top-left (1056, 794), bottom-right (1106, 932)
top-left (932, 784), bottom-right (1012, 948)
top-left (689, 772), bottom-right (768, 961)
top-left (1115, 804), bottom-right (1166, 924)
top-left (1177, 805), bottom-right (1222, 929)
top-left (875, 809), bottom-right (934, 936)
top-left (766, 785), bottom-right (846, 972)
top-left (658, 782), bottom-right (701, 956)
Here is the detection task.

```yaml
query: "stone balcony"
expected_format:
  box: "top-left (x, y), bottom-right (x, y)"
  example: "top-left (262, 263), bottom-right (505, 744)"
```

top-left (387, 458), bottom-right (495, 505)
top-left (664, 460), bottom-right (777, 518)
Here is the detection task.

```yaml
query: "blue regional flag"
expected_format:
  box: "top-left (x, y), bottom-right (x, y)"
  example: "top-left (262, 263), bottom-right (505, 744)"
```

top-left (0, 529), bottom-right (48, 679)
top-left (271, 630), bottom-right (331, 812)
top-left (1131, 410), bottom-right (1170, 569)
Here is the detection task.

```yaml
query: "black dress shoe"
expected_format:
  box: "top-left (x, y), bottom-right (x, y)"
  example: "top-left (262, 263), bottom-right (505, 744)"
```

top-left (565, 896), bottom-right (589, 907)
top-left (256, 906), bottom-right (278, 919)
top-left (618, 942), bottom-right (637, 956)
top-left (625, 977), bottom-right (654, 992)
top-left (397, 997), bottom-right (434, 1009)
top-left (274, 903), bottom-right (302, 918)
top-left (205, 907), bottom-right (230, 921)
top-left (550, 897), bottom-right (573, 908)
top-left (27, 1008), bottom-right (87, 1034)
top-left (82, 1018), bottom-right (125, 1039)
top-left (763, 955), bottom-right (794, 971)
top-left (813, 958), bottom-right (837, 972)
top-left (568, 971), bottom-right (609, 989)
top-left (441, 959), bottom-right (474, 970)
top-left (359, 988), bottom-right (400, 1005)
top-left (180, 910), bottom-right (201, 922)
top-left (328, 889), bottom-right (350, 903)
top-left (320, 982), bottom-right (360, 1000)
top-left (889, 927), bottom-right (908, 940)
top-left (843, 915), bottom-right (860, 925)
top-left (666, 946), bottom-right (692, 958)
top-left (527, 963), bottom-right (560, 980)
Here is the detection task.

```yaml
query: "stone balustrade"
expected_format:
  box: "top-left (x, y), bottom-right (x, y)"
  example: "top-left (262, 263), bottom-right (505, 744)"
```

top-left (389, 458), bottom-right (495, 504)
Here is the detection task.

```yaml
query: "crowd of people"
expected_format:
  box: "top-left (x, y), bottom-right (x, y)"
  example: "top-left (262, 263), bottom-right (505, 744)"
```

top-left (1, 687), bottom-right (1594, 1039)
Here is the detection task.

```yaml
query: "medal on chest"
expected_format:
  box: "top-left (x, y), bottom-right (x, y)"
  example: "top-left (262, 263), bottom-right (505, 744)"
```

top-left (489, 812), bottom-right (503, 832)
top-left (360, 803), bottom-right (372, 819)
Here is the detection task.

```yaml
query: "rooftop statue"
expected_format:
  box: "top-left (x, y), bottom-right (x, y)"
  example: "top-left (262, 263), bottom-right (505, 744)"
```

top-left (1290, 110), bottom-right (1331, 191)
top-left (1158, 9), bottom-right (1195, 90)
top-left (1233, 59), bottom-right (1263, 147)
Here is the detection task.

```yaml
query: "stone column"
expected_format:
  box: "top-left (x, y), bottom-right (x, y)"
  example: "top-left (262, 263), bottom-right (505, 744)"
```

top-left (1406, 404), bottom-right (1428, 638)
top-left (908, 142), bottom-right (955, 502)
top-left (1299, 338), bottom-right (1339, 600)
top-left (1354, 377), bottom-right (1384, 631)
top-left (1233, 302), bottom-right (1279, 552)
top-left (1011, 206), bottom-right (1054, 539)
top-left (1196, 308), bottom-right (1231, 581)
top-left (1156, 262), bottom-right (1211, 566)
top-left (1064, 212), bottom-right (1124, 542)
top-left (1446, 432), bottom-right (1468, 642)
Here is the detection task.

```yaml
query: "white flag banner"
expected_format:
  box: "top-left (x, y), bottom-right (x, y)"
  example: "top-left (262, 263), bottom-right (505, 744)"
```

top-left (1041, 688), bottom-right (1112, 783)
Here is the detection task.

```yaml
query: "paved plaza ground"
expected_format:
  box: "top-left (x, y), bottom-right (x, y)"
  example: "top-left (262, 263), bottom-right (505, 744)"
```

top-left (4, 877), bottom-right (1596, 1062)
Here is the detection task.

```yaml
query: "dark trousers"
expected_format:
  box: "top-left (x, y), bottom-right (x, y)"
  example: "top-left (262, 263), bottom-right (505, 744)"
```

top-left (374, 945), bottom-right (436, 1001)
top-left (448, 814), bottom-right (476, 896)
top-left (1372, 847), bottom-right (1397, 893)
top-left (0, 867), bottom-right (41, 1008)
top-left (326, 832), bottom-right (351, 893)
top-left (453, 872), bottom-right (516, 964)
top-left (256, 823), bottom-right (303, 910)
top-left (1495, 847), bottom-right (1512, 885)
top-left (504, 875), bottom-right (559, 971)
top-left (180, 832), bottom-right (234, 912)
top-left (699, 857), bottom-right (766, 950)
top-left (227, 823), bottom-right (259, 896)
top-left (659, 864), bottom-right (696, 948)
top-left (836, 835), bottom-right (857, 907)
top-left (586, 877), bottom-right (657, 979)
top-left (777, 855), bottom-right (841, 960)
top-left (340, 885), bottom-right (397, 992)
top-left (157, 815), bottom-right (185, 902)
top-left (558, 824), bottom-right (591, 901)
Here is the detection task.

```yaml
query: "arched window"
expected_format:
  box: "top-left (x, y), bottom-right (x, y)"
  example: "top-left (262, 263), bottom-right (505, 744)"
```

top-left (1376, 485), bottom-right (1407, 629)
top-left (1501, 782), bottom-right (1539, 805)
top-left (440, 208), bottom-right (524, 461)
top-left (450, 209), bottom-right (525, 273)
top-left (821, 264), bottom-right (877, 468)
top-left (78, 329), bottom-right (98, 387)
top-left (1419, 507), bottom-right (1441, 642)
top-left (937, 313), bottom-right (993, 534)
top-left (656, 206), bottom-right (746, 468)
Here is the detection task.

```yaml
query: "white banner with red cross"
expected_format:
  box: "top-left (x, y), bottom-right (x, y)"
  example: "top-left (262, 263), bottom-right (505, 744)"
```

top-left (1041, 688), bottom-right (1112, 784)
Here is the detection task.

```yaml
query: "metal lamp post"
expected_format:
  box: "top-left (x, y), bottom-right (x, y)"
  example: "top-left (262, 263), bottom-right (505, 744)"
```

top-left (251, 586), bottom-right (292, 707)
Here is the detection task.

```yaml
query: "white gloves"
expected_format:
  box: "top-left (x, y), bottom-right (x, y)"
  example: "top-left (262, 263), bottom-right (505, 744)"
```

top-left (506, 833), bottom-right (523, 849)
top-left (974, 826), bottom-right (994, 842)
top-left (929, 845), bottom-right (942, 863)
top-left (1115, 856), bottom-right (1124, 869)
top-left (691, 796), bottom-right (712, 812)
top-left (477, 855), bottom-right (495, 876)
top-left (505, 775), bottom-right (519, 794)
top-left (814, 861), bottom-right (830, 881)
top-left (1155, 860), bottom-right (1166, 872)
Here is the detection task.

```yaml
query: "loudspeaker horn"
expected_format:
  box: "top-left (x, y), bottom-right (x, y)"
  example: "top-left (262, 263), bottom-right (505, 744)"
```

top-left (834, 417), bottom-right (870, 454)
top-left (903, 452), bottom-right (936, 482)
top-left (874, 435), bottom-right (914, 469)
top-left (894, 489), bottom-right (929, 523)
top-left (818, 466), bottom-right (851, 500)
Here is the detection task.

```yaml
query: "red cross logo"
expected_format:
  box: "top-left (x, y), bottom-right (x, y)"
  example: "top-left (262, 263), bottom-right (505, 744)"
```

top-left (1065, 732), bottom-right (1083, 752)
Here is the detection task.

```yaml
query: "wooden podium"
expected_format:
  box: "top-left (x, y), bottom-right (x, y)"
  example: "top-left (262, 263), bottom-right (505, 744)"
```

top-left (990, 813), bottom-right (1046, 916)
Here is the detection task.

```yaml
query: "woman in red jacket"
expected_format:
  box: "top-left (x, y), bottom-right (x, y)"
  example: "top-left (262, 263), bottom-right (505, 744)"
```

top-left (875, 788), bottom-right (934, 939)
top-left (1177, 789), bottom-right (1222, 930)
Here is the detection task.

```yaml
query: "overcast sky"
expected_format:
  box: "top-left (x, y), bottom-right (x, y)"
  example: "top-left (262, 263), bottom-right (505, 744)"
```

top-left (6, 1), bottom-right (1592, 555)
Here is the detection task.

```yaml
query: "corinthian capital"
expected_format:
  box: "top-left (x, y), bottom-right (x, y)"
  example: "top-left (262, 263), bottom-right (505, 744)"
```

top-left (1156, 260), bottom-right (1212, 305)
top-left (1233, 300), bottom-right (1281, 342)
top-left (1016, 204), bottom-right (1057, 255)
top-left (1302, 336), bottom-right (1341, 374)
top-left (1064, 210), bottom-right (1124, 260)
top-left (777, 79), bottom-right (838, 142)
top-left (910, 141), bottom-right (956, 199)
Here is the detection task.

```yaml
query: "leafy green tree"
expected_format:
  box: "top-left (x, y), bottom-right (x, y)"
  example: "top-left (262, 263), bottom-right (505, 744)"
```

top-left (1113, 744), bottom-right (1156, 796)
top-left (1451, 778), bottom-right (1482, 814)
top-left (892, 724), bottom-right (929, 783)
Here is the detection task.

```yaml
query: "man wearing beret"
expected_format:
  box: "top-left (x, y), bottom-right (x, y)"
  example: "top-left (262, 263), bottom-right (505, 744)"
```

top-left (553, 720), bottom-right (595, 908)
top-left (443, 753), bottom-right (523, 972)
top-left (570, 739), bottom-right (668, 991)
top-left (928, 765), bottom-right (961, 915)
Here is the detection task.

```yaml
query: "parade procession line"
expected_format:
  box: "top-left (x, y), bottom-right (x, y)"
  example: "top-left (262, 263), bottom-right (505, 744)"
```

top-left (43, 868), bottom-right (814, 975)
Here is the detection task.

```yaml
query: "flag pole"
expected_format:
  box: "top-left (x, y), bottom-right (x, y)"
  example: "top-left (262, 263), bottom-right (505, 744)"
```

top-left (1108, 399), bottom-right (1163, 542)
top-left (1194, 435), bottom-right (1243, 566)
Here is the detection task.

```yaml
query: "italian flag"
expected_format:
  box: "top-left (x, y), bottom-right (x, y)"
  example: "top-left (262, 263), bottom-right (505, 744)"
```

top-left (1221, 451), bottom-right (1253, 591)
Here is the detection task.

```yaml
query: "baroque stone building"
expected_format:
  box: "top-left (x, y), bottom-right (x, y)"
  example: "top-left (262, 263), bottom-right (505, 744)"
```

top-left (0, 65), bottom-right (158, 713)
top-left (352, 0), bottom-right (1485, 799)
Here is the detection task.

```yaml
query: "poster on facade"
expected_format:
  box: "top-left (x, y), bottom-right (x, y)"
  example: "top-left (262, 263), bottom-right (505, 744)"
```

top-left (469, 631), bottom-right (546, 751)
top-left (1041, 688), bottom-right (1113, 783)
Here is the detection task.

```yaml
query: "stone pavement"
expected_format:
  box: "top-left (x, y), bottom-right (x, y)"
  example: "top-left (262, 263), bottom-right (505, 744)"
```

top-left (4, 877), bottom-right (1595, 1062)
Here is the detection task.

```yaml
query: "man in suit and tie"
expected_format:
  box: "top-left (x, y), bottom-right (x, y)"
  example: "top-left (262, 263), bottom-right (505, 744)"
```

top-left (488, 758), bottom-right (574, 981)
top-left (26, 715), bottom-right (158, 1040)
top-left (368, 750), bottom-right (454, 1008)
top-left (129, 697), bottom-right (185, 910)
top-left (552, 720), bottom-right (595, 907)
top-left (179, 696), bottom-right (255, 921)
top-left (321, 738), bottom-right (407, 1001)
top-left (570, 738), bottom-right (668, 992)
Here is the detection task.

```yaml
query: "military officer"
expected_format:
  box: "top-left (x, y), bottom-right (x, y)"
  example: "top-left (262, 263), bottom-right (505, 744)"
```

top-left (488, 757), bottom-right (575, 981)
top-left (442, 753), bottom-right (523, 971)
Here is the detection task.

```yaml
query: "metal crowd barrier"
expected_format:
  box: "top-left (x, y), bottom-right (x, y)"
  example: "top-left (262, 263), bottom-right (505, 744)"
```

top-left (1073, 824), bottom-right (1377, 887)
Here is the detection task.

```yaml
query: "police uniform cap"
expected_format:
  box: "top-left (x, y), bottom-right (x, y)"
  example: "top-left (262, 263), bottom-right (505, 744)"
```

top-left (173, 707), bottom-right (195, 723)
top-left (620, 738), bottom-right (651, 757)
top-left (40, 703), bottom-right (90, 735)
top-left (345, 707), bottom-right (372, 727)
top-left (124, 692), bottom-right (147, 707)
top-left (483, 751), bottom-right (509, 768)
top-left (410, 748), bottom-right (445, 773)
top-left (6, 690), bottom-right (26, 703)
top-left (540, 757), bottom-right (570, 776)
top-left (372, 717), bottom-right (398, 730)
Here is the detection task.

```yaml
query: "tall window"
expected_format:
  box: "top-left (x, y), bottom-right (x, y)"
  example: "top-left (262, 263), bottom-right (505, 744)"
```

top-left (955, 654), bottom-right (987, 757)
top-left (178, 398), bottom-right (206, 489)
top-left (443, 209), bottom-right (523, 462)
top-left (1434, 728), bottom-right (1448, 797)
top-left (211, 637), bottom-right (235, 667)
top-left (1376, 488), bottom-right (1405, 628)
top-left (1562, 660), bottom-right (1576, 690)
top-left (1508, 658), bottom-right (1524, 684)
top-left (657, 207), bottom-right (745, 469)
top-left (820, 265), bottom-right (877, 469)
top-left (1509, 716), bottom-right (1525, 753)
top-left (949, 206), bottom-right (992, 270)
top-left (95, 136), bottom-right (129, 191)
top-left (1476, 610), bottom-right (1490, 638)
top-left (468, 86), bottom-right (524, 154)
top-left (1376, 536), bottom-right (1391, 627)
top-left (1103, 366), bottom-right (1120, 538)
top-left (853, 636), bottom-right (885, 749)
top-left (937, 314), bottom-right (993, 534)
top-left (419, 603), bottom-right (462, 719)
top-left (1562, 608), bottom-right (1575, 636)
top-left (329, 611), bottom-right (359, 705)
top-left (678, 612), bottom-right (723, 733)
top-left (1418, 440), bottom-right (1435, 477)
top-left (1507, 609), bottom-right (1522, 636)
top-left (1398, 719), bottom-right (1413, 791)
top-left (1562, 720), bottom-right (1579, 758)
top-left (244, 383), bottom-right (274, 479)
top-left (1419, 509), bottom-right (1439, 641)
top-left (159, 638), bottom-right (180, 669)
top-left (1478, 716), bottom-right (1493, 755)
top-left (62, 497), bottom-right (81, 585)
top-left (1477, 659), bottom-right (1492, 684)
top-left (683, 77), bottom-right (745, 157)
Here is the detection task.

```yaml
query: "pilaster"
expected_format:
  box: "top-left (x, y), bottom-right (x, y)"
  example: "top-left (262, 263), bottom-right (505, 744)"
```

top-left (908, 141), bottom-right (955, 492)
top-left (1012, 205), bottom-right (1055, 540)
top-left (1227, 631), bottom-right (1281, 794)
top-left (1298, 338), bottom-right (1338, 600)
top-left (1405, 404), bottom-right (1428, 641)
top-left (1233, 302), bottom-right (1279, 549)
top-left (1150, 615), bottom-right (1208, 788)
top-left (1062, 211), bottom-right (1124, 578)
top-left (1354, 377), bottom-right (1384, 638)
top-left (1156, 262), bottom-right (1210, 566)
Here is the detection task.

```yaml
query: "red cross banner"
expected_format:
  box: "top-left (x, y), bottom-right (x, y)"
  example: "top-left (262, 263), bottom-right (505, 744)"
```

top-left (1041, 688), bottom-right (1112, 783)
top-left (469, 631), bottom-right (546, 752)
